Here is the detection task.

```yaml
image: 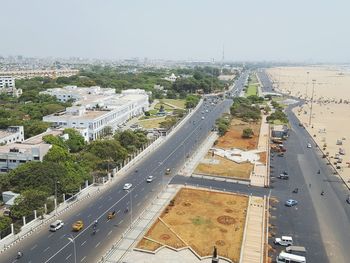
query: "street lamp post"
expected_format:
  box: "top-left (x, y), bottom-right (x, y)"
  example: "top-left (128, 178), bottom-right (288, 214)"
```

top-left (308, 80), bottom-right (316, 126)
top-left (68, 235), bottom-right (77, 263)
top-left (55, 178), bottom-right (60, 214)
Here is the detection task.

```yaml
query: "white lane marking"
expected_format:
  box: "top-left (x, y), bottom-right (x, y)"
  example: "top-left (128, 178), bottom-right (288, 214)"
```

top-left (87, 214), bottom-right (91, 218)
top-left (107, 230), bottom-right (113, 236)
top-left (44, 246), bottom-right (50, 252)
top-left (30, 244), bottom-right (37, 250)
top-left (95, 242), bottom-right (101, 248)
top-left (117, 209), bottom-right (121, 214)
top-left (118, 190), bottom-right (121, 193)
top-left (126, 201), bottom-right (130, 205)
top-left (119, 219), bottom-right (124, 224)
top-left (48, 233), bottom-right (54, 238)
top-left (134, 194), bottom-right (138, 198)
top-left (60, 234), bottom-right (66, 239)
top-left (108, 196), bottom-right (112, 201)
top-left (81, 256), bottom-right (86, 262)
top-left (81, 240), bottom-right (87, 247)
top-left (76, 212), bottom-right (81, 217)
top-left (98, 205), bottom-right (103, 209)
top-left (141, 187), bottom-right (145, 192)
top-left (98, 196), bottom-right (103, 200)
top-left (65, 254), bottom-right (72, 260)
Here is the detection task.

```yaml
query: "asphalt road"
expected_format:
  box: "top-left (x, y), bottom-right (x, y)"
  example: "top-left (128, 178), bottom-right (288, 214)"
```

top-left (257, 69), bottom-right (275, 93)
top-left (269, 103), bottom-right (350, 263)
top-left (1, 74), bottom-right (248, 263)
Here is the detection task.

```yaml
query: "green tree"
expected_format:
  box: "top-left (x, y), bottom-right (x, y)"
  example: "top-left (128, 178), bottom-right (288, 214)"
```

top-left (10, 189), bottom-right (48, 218)
top-left (242, 128), bottom-right (254, 138)
top-left (43, 135), bottom-right (68, 150)
top-left (185, 95), bottom-right (200, 108)
top-left (43, 145), bottom-right (70, 163)
top-left (64, 128), bottom-right (86, 153)
top-left (86, 140), bottom-right (128, 164)
top-left (0, 216), bottom-right (12, 233)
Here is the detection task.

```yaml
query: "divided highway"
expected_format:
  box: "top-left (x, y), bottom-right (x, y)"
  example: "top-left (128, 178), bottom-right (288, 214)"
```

top-left (1, 73), bottom-right (248, 263)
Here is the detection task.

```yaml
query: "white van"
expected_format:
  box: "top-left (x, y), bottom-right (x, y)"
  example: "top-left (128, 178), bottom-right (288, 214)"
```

top-left (49, 220), bottom-right (64, 232)
top-left (276, 251), bottom-right (306, 263)
top-left (274, 236), bottom-right (293, 246)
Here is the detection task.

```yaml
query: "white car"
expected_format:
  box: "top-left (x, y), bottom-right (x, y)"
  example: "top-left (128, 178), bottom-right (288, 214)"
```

top-left (274, 236), bottom-right (293, 246)
top-left (146, 176), bottom-right (154, 183)
top-left (201, 116), bottom-right (205, 120)
top-left (49, 220), bottom-right (64, 232)
top-left (123, 183), bottom-right (133, 190)
top-left (307, 143), bottom-right (312, 148)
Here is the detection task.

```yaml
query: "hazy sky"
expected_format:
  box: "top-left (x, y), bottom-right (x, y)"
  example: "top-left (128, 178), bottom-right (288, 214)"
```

top-left (1, 0), bottom-right (350, 62)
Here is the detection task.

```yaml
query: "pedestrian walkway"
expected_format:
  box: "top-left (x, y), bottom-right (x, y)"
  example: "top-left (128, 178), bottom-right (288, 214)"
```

top-left (240, 196), bottom-right (266, 263)
top-left (100, 185), bottom-right (180, 262)
top-left (251, 116), bottom-right (270, 187)
top-left (178, 132), bottom-right (218, 177)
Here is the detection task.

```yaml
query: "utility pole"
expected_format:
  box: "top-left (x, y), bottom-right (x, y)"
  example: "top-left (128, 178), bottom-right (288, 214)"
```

top-left (306, 71), bottom-right (310, 99)
top-left (308, 79), bottom-right (316, 126)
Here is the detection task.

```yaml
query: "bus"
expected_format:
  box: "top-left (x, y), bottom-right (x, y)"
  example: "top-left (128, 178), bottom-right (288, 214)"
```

top-left (276, 251), bottom-right (306, 263)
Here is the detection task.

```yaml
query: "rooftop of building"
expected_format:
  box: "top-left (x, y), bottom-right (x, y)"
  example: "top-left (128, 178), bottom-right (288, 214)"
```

top-left (23, 128), bottom-right (64, 145)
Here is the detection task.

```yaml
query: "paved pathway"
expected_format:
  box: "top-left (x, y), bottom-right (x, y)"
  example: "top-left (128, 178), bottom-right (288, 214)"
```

top-left (240, 196), bottom-right (266, 263)
top-left (100, 185), bottom-right (180, 262)
top-left (178, 132), bottom-right (218, 177)
top-left (251, 116), bottom-right (270, 187)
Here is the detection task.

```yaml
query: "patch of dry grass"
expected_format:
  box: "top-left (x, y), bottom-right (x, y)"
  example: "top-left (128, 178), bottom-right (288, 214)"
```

top-left (195, 153), bottom-right (252, 179)
top-left (138, 188), bottom-right (248, 262)
top-left (216, 119), bottom-right (261, 150)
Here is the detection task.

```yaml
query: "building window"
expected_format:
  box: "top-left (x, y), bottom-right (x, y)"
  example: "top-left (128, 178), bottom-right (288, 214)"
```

top-left (33, 157), bottom-right (40, 161)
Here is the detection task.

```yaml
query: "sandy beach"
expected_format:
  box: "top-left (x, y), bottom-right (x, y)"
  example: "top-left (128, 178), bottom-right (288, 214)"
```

top-left (268, 66), bottom-right (350, 187)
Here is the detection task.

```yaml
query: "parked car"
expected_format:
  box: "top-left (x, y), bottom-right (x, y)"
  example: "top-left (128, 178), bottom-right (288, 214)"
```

top-left (278, 173), bottom-right (289, 180)
top-left (123, 183), bottom-right (132, 190)
top-left (274, 236), bottom-right (293, 246)
top-left (346, 195), bottom-right (350, 204)
top-left (50, 220), bottom-right (64, 232)
top-left (146, 176), bottom-right (154, 183)
top-left (307, 143), bottom-right (312, 148)
top-left (285, 199), bottom-right (298, 207)
top-left (165, 168), bottom-right (171, 175)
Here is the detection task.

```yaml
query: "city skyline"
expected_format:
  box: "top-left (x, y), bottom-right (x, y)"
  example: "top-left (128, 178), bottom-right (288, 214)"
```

top-left (1, 0), bottom-right (350, 63)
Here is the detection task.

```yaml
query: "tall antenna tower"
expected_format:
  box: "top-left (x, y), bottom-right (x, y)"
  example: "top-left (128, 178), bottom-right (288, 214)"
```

top-left (221, 44), bottom-right (225, 74)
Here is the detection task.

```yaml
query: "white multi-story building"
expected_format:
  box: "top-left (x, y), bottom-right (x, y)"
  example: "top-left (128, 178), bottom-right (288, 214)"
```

top-left (41, 86), bottom-right (149, 140)
top-left (0, 76), bottom-right (22, 97)
top-left (0, 128), bottom-right (69, 172)
top-left (0, 76), bottom-right (15, 88)
top-left (0, 126), bottom-right (25, 145)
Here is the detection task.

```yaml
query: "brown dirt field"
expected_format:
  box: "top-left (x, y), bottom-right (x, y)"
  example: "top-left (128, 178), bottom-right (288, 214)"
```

top-left (139, 188), bottom-right (248, 262)
top-left (195, 153), bottom-right (252, 179)
top-left (137, 237), bottom-right (163, 251)
top-left (216, 119), bottom-right (261, 150)
top-left (139, 218), bottom-right (187, 250)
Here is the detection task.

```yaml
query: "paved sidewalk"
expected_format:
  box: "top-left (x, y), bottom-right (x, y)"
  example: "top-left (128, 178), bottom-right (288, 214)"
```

top-left (240, 196), bottom-right (266, 263)
top-left (251, 116), bottom-right (270, 187)
top-left (100, 185), bottom-right (180, 262)
top-left (178, 132), bottom-right (218, 177)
